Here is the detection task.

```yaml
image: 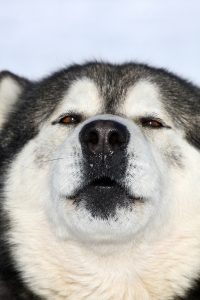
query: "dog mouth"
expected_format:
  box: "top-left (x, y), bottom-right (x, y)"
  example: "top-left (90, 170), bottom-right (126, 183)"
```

top-left (90, 176), bottom-right (118, 188)
top-left (76, 175), bottom-right (129, 195)
top-left (68, 175), bottom-right (144, 219)
top-left (70, 175), bottom-right (143, 202)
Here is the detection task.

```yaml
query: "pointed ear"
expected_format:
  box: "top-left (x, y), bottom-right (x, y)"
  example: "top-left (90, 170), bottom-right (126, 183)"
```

top-left (0, 71), bottom-right (30, 128)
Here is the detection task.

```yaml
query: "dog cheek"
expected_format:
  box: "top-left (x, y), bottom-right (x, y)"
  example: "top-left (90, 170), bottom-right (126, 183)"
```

top-left (163, 146), bottom-right (184, 168)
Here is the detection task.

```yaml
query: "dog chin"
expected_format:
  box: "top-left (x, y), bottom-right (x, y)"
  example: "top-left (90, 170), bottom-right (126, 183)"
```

top-left (49, 177), bottom-right (153, 245)
top-left (52, 195), bottom-right (151, 246)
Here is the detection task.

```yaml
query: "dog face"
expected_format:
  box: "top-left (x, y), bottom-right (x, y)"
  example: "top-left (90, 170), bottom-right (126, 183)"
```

top-left (1, 63), bottom-right (200, 299)
top-left (47, 80), bottom-right (167, 243)
top-left (2, 64), bottom-right (200, 246)
top-left (42, 77), bottom-right (200, 246)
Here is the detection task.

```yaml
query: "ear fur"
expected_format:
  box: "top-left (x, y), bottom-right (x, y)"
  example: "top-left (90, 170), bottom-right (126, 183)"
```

top-left (0, 71), bottom-right (30, 128)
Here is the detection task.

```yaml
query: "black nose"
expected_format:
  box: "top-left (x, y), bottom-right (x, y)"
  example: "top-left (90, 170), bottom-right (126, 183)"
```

top-left (79, 120), bottom-right (130, 154)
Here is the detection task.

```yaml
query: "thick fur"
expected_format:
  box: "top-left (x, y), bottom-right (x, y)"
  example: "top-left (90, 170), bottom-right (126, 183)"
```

top-left (1, 62), bottom-right (200, 299)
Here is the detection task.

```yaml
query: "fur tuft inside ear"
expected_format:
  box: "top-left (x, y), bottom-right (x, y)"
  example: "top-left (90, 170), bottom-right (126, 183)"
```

top-left (0, 71), bottom-right (30, 128)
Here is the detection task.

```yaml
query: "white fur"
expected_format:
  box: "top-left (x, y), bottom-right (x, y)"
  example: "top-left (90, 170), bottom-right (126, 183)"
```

top-left (53, 77), bottom-right (102, 119)
top-left (4, 78), bottom-right (200, 299)
top-left (121, 80), bottom-right (169, 121)
top-left (0, 76), bottom-right (22, 127)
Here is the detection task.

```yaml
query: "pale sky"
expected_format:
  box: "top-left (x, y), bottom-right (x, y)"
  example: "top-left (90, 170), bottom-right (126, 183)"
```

top-left (0, 0), bottom-right (200, 84)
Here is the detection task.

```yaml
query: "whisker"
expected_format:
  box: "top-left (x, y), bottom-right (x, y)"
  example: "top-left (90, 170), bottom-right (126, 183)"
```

top-left (19, 157), bottom-right (65, 170)
top-left (40, 157), bottom-right (64, 163)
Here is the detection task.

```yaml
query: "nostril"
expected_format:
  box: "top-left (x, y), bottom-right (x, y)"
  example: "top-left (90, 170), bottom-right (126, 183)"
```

top-left (88, 130), bottom-right (99, 145)
top-left (108, 131), bottom-right (126, 150)
top-left (109, 131), bottom-right (121, 147)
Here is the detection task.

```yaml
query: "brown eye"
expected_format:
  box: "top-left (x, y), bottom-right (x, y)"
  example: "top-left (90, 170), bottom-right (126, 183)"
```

top-left (60, 115), bottom-right (77, 124)
top-left (52, 114), bottom-right (82, 126)
top-left (140, 118), bottom-right (164, 129)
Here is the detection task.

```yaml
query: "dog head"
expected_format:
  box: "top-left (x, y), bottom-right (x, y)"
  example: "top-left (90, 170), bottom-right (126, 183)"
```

top-left (1, 63), bottom-right (200, 247)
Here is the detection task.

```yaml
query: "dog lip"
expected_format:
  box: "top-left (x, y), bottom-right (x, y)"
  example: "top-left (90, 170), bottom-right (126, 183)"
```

top-left (84, 176), bottom-right (125, 192)
top-left (67, 175), bottom-right (125, 199)
top-left (67, 176), bottom-right (144, 203)
top-left (90, 176), bottom-right (117, 187)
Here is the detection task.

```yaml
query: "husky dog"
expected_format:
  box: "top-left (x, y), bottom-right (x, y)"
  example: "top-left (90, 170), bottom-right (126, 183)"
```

top-left (0, 62), bottom-right (200, 300)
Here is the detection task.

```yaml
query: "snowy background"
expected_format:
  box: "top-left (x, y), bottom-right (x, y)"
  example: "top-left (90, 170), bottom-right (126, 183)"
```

top-left (0, 0), bottom-right (200, 84)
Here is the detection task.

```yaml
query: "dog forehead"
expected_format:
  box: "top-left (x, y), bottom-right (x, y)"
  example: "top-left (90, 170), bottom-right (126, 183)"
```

top-left (53, 77), bottom-right (103, 117)
top-left (51, 77), bottom-right (165, 120)
top-left (121, 80), bottom-right (166, 118)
